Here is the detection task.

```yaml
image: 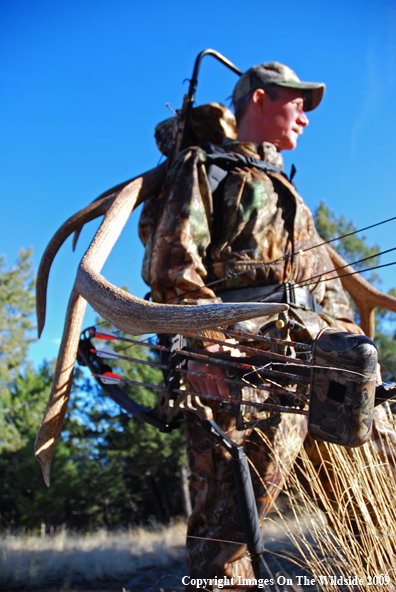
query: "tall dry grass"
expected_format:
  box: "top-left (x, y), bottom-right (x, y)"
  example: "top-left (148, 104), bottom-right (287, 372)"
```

top-left (263, 404), bottom-right (396, 590)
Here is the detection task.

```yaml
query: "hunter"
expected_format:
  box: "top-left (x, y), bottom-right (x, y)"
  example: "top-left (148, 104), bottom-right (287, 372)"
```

top-left (138, 62), bottom-right (379, 590)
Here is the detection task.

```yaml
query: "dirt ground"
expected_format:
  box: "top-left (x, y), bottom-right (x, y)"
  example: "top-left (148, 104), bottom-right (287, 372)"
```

top-left (1, 511), bottom-right (342, 592)
top-left (7, 542), bottom-right (322, 592)
top-left (14, 557), bottom-right (187, 592)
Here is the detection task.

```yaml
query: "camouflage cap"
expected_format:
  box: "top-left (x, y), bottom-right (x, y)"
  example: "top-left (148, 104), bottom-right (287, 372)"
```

top-left (233, 62), bottom-right (325, 112)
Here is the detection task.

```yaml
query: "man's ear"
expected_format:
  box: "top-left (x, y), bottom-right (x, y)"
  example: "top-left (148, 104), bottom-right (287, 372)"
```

top-left (251, 88), bottom-right (268, 114)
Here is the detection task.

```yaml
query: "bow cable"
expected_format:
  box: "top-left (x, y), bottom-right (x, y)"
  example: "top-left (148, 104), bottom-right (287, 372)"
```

top-left (163, 217), bottom-right (396, 302)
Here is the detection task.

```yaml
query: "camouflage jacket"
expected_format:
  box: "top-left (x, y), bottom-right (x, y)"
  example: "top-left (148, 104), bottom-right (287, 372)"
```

top-left (138, 138), bottom-right (356, 328)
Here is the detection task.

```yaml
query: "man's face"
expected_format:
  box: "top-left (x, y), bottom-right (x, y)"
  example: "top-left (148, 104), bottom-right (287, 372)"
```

top-left (257, 87), bottom-right (309, 150)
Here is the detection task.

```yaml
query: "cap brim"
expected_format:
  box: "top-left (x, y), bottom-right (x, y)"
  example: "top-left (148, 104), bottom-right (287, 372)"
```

top-left (276, 81), bottom-right (325, 111)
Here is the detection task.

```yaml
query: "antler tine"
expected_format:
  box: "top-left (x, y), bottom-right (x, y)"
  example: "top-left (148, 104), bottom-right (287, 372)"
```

top-left (35, 287), bottom-right (87, 487)
top-left (76, 268), bottom-right (287, 335)
top-left (71, 176), bottom-right (141, 252)
top-left (326, 244), bottom-right (396, 339)
top-left (36, 193), bottom-right (115, 338)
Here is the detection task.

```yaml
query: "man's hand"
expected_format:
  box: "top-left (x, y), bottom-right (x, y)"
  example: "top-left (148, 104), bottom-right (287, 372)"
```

top-left (187, 344), bottom-right (230, 399)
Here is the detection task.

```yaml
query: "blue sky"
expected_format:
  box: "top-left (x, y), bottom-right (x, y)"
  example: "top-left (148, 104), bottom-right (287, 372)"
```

top-left (1, 0), bottom-right (396, 365)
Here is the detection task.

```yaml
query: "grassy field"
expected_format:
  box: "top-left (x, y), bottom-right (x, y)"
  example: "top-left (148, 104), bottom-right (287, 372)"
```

top-left (0, 521), bottom-right (187, 590)
top-left (3, 407), bottom-right (396, 591)
top-left (0, 518), bottom-right (309, 591)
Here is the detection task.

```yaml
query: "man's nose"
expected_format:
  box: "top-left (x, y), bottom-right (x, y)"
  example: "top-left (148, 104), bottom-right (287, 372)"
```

top-left (298, 111), bottom-right (309, 127)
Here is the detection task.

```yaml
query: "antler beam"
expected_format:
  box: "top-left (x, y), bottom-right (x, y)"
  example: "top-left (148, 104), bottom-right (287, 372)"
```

top-left (35, 162), bottom-right (287, 486)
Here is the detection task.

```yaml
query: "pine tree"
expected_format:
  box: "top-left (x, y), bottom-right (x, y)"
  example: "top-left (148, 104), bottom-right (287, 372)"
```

top-left (314, 201), bottom-right (396, 382)
top-left (314, 201), bottom-right (380, 282)
top-left (0, 249), bottom-right (36, 453)
top-left (0, 251), bottom-right (186, 529)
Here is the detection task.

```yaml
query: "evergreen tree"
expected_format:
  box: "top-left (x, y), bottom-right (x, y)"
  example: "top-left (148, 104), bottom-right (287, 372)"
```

top-left (0, 250), bottom-right (186, 529)
top-left (0, 249), bottom-right (36, 452)
top-left (314, 201), bottom-right (396, 382)
top-left (71, 326), bottom-right (187, 527)
top-left (314, 201), bottom-right (380, 282)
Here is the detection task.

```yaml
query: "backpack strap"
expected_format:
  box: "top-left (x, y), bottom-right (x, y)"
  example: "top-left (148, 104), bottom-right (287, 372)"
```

top-left (201, 141), bottom-right (289, 194)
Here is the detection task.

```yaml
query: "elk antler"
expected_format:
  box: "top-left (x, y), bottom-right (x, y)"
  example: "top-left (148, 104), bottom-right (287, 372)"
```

top-left (36, 172), bottom-right (156, 338)
top-left (36, 193), bottom-right (114, 337)
top-left (35, 162), bottom-right (287, 486)
top-left (71, 176), bottom-right (140, 251)
top-left (35, 287), bottom-right (87, 487)
top-left (326, 244), bottom-right (396, 339)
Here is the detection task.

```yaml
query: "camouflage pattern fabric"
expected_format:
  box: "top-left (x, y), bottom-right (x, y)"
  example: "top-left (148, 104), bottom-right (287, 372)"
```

top-left (139, 139), bottom-right (356, 328)
top-left (185, 405), bottom-right (308, 590)
top-left (138, 134), bottom-right (371, 590)
top-left (154, 103), bottom-right (238, 157)
top-left (309, 328), bottom-right (377, 448)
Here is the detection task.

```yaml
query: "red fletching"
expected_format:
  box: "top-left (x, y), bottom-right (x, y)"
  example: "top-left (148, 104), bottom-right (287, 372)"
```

top-left (97, 371), bottom-right (123, 385)
top-left (95, 332), bottom-right (117, 341)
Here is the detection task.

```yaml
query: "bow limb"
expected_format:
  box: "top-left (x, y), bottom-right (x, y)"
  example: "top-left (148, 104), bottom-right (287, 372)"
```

top-left (35, 286), bottom-right (87, 487)
top-left (326, 244), bottom-right (396, 339)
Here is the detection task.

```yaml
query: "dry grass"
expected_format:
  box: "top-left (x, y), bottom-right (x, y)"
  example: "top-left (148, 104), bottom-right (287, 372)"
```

top-left (0, 520), bottom-right (186, 589)
top-left (265, 405), bottom-right (396, 590)
top-left (3, 407), bottom-right (396, 591)
top-left (0, 518), bottom-right (304, 591)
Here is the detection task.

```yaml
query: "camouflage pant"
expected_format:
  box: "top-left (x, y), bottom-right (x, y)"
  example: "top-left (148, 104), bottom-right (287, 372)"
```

top-left (184, 311), bottom-right (390, 590)
top-left (185, 402), bottom-right (396, 592)
top-left (185, 404), bottom-right (308, 591)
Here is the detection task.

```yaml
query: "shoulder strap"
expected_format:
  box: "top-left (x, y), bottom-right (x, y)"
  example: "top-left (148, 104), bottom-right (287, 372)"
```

top-left (200, 141), bottom-right (289, 194)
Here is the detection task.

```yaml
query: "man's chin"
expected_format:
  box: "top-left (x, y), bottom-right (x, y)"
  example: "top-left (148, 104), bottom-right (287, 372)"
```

top-left (287, 134), bottom-right (300, 150)
top-left (273, 136), bottom-right (298, 151)
top-left (280, 142), bottom-right (298, 151)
